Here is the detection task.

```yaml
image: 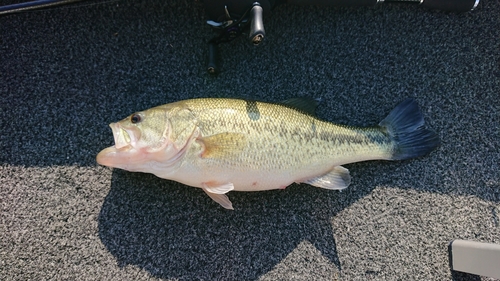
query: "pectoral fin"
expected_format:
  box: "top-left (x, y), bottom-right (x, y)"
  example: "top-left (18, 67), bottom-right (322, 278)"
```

top-left (198, 133), bottom-right (247, 159)
top-left (202, 183), bottom-right (234, 210)
top-left (303, 166), bottom-right (351, 190)
top-left (202, 181), bottom-right (235, 194)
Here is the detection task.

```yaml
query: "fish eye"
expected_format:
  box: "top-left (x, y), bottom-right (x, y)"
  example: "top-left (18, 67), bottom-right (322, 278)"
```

top-left (131, 113), bottom-right (142, 124)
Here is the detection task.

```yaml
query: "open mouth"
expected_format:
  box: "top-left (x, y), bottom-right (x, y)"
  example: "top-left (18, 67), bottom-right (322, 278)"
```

top-left (110, 123), bottom-right (133, 149)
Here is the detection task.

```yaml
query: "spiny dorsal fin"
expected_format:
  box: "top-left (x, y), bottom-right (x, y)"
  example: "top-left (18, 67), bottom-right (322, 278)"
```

top-left (279, 97), bottom-right (321, 116)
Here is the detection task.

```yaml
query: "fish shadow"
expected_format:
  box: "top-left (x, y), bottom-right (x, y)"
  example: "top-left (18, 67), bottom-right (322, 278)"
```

top-left (98, 168), bottom-right (371, 280)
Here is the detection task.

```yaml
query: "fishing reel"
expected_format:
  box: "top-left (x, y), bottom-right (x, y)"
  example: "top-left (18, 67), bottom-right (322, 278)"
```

top-left (203, 0), bottom-right (273, 74)
top-left (0, 0), bottom-right (480, 74)
top-left (202, 0), bottom-right (480, 74)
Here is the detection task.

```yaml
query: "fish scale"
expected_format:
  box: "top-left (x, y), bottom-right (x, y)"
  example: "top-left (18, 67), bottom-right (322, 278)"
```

top-left (97, 97), bottom-right (439, 209)
top-left (187, 99), bottom-right (385, 162)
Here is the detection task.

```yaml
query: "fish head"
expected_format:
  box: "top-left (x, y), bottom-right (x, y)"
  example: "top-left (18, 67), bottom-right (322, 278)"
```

top-left (96, 106), bottom-right (177, 172)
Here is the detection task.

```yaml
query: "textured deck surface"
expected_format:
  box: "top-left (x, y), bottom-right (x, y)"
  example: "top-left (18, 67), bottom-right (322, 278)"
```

top-left (1, 0), bottom-right (499, 280)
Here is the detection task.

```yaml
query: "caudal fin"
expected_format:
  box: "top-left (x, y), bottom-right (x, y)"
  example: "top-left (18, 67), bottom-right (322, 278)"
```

top-left (379, 98), bottom-right (440, 160)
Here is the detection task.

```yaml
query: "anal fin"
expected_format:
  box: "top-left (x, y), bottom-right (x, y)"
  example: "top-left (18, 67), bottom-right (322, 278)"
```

top-left (303, 166), bottom-right (351, 190)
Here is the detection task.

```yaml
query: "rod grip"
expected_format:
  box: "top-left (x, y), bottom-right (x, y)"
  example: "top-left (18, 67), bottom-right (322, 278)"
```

top-left (249, 3), bottom-right (265, 45)
top-left (207, 42), bottom-right (220, 74)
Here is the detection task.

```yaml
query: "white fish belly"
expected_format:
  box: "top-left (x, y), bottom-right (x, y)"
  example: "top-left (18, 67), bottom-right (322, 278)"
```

top-left (166, 157), bottom-right (335, 192)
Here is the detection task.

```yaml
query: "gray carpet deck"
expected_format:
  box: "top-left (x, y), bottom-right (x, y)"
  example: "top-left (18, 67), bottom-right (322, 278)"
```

top-left (1, 0), bottom-right (499, 280)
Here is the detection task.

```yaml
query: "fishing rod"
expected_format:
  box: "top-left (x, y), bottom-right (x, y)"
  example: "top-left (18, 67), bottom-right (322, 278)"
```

top-left (203, 0), bottom-right (480, 74)
top-left (0, 0), bottom-right (85, 15)
top-left (1, 0), bottom-right (480, 74)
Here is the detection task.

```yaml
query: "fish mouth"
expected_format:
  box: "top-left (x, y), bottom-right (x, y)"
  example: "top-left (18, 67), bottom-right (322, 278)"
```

top-left (110, 122), bottom-right (134, 150)
top-left (96, 123), bottom-right (139, 167)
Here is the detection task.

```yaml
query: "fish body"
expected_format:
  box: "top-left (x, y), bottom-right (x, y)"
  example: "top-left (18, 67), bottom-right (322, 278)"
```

top-left (96, 98), bottom-right (439, 209)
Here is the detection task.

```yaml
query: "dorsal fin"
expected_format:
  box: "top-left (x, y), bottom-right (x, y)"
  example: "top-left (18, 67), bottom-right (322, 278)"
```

top-left (279, 97), bottom-right (321, 116)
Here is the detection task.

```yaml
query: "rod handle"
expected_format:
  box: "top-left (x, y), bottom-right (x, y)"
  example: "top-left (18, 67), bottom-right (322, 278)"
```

top-left (249, 3), bottom-right (265, 45)
top-left (207, 42), bottom-right (220, 74)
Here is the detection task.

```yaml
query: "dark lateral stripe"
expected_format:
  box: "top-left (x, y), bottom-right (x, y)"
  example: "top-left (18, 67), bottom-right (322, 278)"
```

top-left (245, 100), bottom-right (260, 121)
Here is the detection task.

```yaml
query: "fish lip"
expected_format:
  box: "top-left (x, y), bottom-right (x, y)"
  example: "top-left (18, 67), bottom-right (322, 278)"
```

top-left (110, 123), bottom-right (133, 150)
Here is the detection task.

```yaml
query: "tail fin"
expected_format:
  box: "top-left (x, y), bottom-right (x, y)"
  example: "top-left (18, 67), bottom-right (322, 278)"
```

top-left (379, 98), bottom-right (440, 160)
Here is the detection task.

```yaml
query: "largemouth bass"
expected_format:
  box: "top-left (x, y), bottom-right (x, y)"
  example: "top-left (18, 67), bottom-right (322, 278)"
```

top-left (96, 98), bottom-right (439, 209)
